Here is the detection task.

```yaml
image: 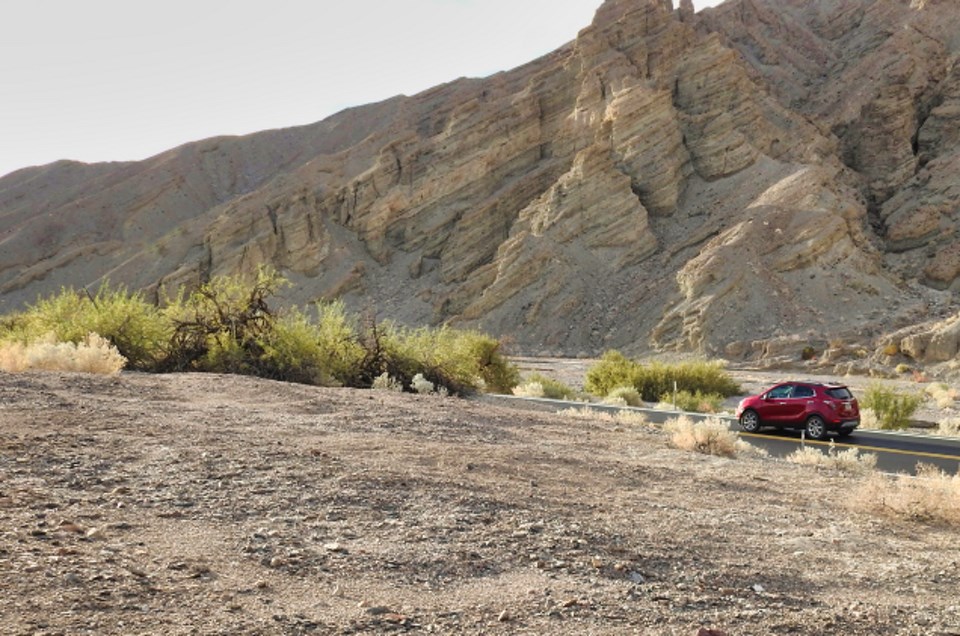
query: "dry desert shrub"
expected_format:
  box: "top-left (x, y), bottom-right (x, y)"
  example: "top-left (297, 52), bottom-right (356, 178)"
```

top-left (0, 332), bottom-right (126, 374)
top-left (371, 372), bottom-right (403, 392)
top-left (858, 408), bottom-right (881, 430)
top-left (925, 382), bottom-right (959, 409)
top-left (513, 381), bottom-right (545, 398)
top-left (856, 464), bottom-right (960, 526)
top-left (664, 415), bottom-right (738, 458)
top-left (557, 407), bottom-right (649, 428)
top-left (786, 443), bottom-right (877, 474)
top-left (937, 417), bottom-right (960, 437)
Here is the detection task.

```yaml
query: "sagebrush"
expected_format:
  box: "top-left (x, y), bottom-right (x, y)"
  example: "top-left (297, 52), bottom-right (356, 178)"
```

top-left (558, 407), bottom-right (650, 428)
top-left (0, 332), bottom-right (126, 375)
top-left (787, 443), bottom-right (877, 474)
top-left (856, 464), bottom-right (960, 526)
top-left (664, 415), bottom-right (738, 458)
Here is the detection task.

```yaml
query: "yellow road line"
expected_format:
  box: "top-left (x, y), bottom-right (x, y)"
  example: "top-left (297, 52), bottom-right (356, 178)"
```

top-left (737, 432), bottom-right (960, 462)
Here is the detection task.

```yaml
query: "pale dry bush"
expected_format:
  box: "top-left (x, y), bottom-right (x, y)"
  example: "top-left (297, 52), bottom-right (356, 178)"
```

top-left (410, 373), bottom-right (448, 397)
top-left (786, 443), bottom-right (877, 474)
top-left (856, 464), bottom-right (960, 526)
top-left (925, 383), bottom-right (959, 409)
top-left (0, 333), bottom-right (125, 374)
top-left (411, 373), bottom-right (435, 394)
top-left (557, 407), bottom-right (649, 428)
top-left (858, 408), bottom-right (881, 430)
top-left (513, 381), bottom-right (545, 398)
top-left (664, 415), bottom-right (737, 458)
top-left (371, 372), bottom-right (403, 392)
top-left (937, 417), bottom-right (960, 436)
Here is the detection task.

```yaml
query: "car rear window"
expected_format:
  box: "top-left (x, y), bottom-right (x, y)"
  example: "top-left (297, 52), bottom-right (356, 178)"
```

top-left (826, 387), bottom-right (853, 399)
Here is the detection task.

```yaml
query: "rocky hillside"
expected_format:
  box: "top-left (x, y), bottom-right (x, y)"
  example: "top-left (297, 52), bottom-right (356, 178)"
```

top-left (1, 0), bottom-right (958, 364)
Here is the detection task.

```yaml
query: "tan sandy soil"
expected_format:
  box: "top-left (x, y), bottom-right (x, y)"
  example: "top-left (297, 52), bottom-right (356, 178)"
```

top-left (2, 370), bottom-right (959, 635)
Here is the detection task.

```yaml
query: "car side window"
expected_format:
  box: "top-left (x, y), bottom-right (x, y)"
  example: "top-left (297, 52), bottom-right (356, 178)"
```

top-left (792, 386), bottom-right (814, 398)
top-left (767, 385), bottom-right (793, 399)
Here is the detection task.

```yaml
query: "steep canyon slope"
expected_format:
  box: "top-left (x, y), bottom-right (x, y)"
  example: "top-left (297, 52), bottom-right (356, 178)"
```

top-left (1, 0), bottom-right (958, 363)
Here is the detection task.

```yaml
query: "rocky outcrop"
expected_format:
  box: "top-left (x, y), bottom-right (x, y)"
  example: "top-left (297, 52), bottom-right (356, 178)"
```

top-left (2, 0), bottom-right (959, 361)
top-left (703, 0), bottom-right (960, 292)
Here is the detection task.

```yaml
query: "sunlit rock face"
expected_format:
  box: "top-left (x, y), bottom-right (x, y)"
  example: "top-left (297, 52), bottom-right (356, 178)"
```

top-left (2, 0), bottom-right (958, 359)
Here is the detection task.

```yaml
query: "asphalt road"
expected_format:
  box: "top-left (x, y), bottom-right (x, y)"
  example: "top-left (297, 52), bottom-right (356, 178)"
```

top-left (486, 395), bottom-right (960, 475)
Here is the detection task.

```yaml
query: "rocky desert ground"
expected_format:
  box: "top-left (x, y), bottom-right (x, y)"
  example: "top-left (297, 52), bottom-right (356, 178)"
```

top-left (3, 369), bottom-right (960, 635)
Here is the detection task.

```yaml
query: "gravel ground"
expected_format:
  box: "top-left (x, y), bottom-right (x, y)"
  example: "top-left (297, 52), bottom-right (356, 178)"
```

top-left (2, 370), bottom-right (960, 635)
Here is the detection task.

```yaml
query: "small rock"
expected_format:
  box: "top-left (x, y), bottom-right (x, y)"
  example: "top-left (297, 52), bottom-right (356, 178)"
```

top-left (497, 609), bottom-right (511, 622)
top-left (365, 606), bottom-right (393, 616)
top-left (628, 572), bottom-right (645, 584)
top-left (324, 542), bottom-right (346, 553)
top-left (697, 629), bottom-right (728, 636)
top-left (85, 526), bottom-right (104, 540)
top-left (751, 583), bottom-right (765, 594)
top-left (58, 520), bottom-right (85, 534)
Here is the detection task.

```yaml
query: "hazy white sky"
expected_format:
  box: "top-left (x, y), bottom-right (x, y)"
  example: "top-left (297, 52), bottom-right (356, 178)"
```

top-left (1, 0), bottom-right (724, 178)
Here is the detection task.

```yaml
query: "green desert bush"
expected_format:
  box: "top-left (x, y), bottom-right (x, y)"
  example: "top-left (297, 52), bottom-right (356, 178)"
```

top-left (585, 351), bottom-right (740, 402)
top-left (3, 283), bottom-right (169, 370)
top-left (659, 389), bottom-right (725, 413)
top-left (787, 443), bottom-right (877, 474)
top-left (367, 325), bottom-right (517, 395)
top-left (161, 267), bottom-right (284, 374)
top-left (0, 268), bottom-right (517, 394)
top-left (604, 386), bottom-right (642, 407)
top-left (258, 305), bottom-right (365, 386)
top-left (860, 383), bottom-right (922, 430)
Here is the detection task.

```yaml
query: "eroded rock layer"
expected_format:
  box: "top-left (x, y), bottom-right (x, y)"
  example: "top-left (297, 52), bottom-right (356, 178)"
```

top-left (2, 0), bottom-right (958, 360)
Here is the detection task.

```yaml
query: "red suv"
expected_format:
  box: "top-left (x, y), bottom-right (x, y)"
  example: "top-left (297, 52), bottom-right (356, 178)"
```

top-left (736, 382), bottom-right (860, 440)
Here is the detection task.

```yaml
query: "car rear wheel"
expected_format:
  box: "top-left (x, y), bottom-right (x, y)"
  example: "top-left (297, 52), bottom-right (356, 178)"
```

top-left (805, 415), bottom-right (828, 440)
top-left (739, 409), bottom-right (761, 433)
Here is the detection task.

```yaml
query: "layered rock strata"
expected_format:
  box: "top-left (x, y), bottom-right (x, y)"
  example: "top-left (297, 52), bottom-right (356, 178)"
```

top-left (2, 0), bottom-right (958, 360)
